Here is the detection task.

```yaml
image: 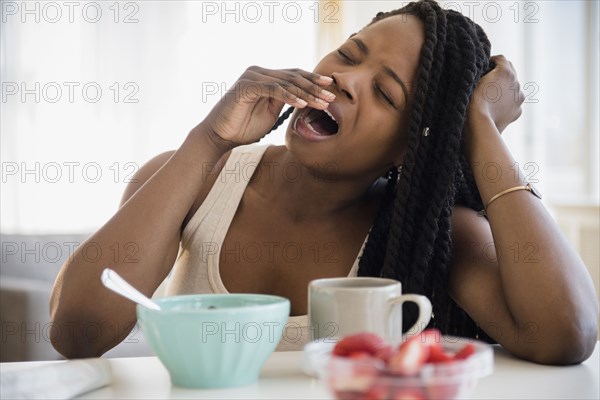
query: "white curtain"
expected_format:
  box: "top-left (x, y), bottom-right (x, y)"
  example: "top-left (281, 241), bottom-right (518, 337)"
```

top-left (1, 0), bottom-right (598, 234)
top-left (1, 0), bottom-right (318, 233)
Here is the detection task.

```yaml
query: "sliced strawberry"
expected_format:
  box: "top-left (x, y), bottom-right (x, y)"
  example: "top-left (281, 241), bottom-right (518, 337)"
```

top-left (349, 351), bottom-right (373, 360)
top-left (454, 343), bottom-right (475, 360)
top-left (374, 345), bottom-right (394, 364)
top-left (392, 387), bottom-right (427, 400)
top-left (427, 344), bottom-right (453, 363)
top-left (333, 332), bottom-right (386, 357)
top-left (365, 382), bottom-right (391, 400)
top-left (388, 336), bottom-right (429, 376)
top-left (415, 328), bottom-right (458, 364)
top-left (419, 328), bottom-right (442, 346)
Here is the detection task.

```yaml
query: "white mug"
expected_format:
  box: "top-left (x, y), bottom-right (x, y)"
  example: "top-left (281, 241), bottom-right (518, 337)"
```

top-left (308, 277), bottom-right (432, 345)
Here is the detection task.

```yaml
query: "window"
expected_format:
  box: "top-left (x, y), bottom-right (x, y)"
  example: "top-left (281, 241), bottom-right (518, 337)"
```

top-left (341, 0), bottom-right (599, 204)
top-left (1, 1), bottom-right (598, 234)
top-left (1, 0), bottom-right (319, 232)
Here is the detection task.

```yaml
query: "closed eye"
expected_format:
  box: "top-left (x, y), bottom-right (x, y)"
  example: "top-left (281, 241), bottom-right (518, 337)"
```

top-left (337, 49), bottom-right (355, 64)
top-left (376, 85), bottom-right (395, 107)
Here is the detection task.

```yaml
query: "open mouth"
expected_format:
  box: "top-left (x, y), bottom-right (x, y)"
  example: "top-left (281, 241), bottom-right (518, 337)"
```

top-left (298, 107), bottom-right (339, 136)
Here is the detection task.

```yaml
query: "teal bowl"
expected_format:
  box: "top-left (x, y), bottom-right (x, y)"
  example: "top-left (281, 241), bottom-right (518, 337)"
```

top-left (136, 294), bottom-right (290, 388)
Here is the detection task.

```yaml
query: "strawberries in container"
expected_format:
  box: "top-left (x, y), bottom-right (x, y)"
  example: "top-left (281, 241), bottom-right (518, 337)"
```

top-left (333, 333), bottom-right (387, 358)
top-left (325, 329), bottom-right (493, 400)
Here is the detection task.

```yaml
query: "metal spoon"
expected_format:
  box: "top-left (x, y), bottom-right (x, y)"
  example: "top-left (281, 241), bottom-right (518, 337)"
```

top-left (101, 268), bottom-right (161, 310)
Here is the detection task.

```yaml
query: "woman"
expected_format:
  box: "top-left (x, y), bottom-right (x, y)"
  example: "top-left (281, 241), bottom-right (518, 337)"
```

top-left (50, 0), bottom-right (598, 364)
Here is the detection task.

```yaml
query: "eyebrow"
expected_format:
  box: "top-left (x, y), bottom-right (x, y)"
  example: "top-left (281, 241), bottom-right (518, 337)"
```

top-left (350, 37), bottom-right (409, 104)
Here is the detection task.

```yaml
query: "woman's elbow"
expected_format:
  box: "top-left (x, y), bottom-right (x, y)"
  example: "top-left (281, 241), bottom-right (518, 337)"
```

top-left (51, 337), bottom-right (104, 360)
top-left (49, 312), bottom-right (107, 359)
top-left (49, 295), bottom-right (114, 359)
top-left (527, 316), bottom-right (598, 365)
top-left (560, 318), bottom-right (598, 364)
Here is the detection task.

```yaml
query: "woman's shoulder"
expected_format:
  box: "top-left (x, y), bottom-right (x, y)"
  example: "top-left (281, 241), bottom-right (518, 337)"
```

top-left (118, 146), bottom-right (236, 230)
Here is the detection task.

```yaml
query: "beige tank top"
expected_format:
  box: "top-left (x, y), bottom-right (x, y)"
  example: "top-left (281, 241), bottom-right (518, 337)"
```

top-left (165, 143), bottom-right (365, 351)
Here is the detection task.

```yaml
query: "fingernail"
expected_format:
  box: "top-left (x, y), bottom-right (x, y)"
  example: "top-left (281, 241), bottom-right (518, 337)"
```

top-left (296, 98), bottom-right (308, 107)
top-left (314, 98), bottom-right (329, 106)
top-left (321, 89), bottom-right (336, 100)
top-left (318, 76), bottom-right (333, 84)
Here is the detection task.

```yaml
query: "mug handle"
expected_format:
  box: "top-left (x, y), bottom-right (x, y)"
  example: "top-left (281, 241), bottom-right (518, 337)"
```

top-left (386, 294), bottom-right (433, 339)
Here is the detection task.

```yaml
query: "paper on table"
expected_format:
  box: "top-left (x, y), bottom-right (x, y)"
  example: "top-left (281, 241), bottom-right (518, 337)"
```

top-left (1, 358), bottom-right (112, 399)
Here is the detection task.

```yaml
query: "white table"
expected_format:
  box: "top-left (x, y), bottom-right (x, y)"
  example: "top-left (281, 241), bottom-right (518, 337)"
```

top-left (1, 344), bottom-right (598, 399)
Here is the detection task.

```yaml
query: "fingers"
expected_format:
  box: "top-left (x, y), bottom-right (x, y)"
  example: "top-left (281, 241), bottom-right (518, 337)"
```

top-left (490, 54), bottom-right (507, 63)
top-left (490, 55), bottom-right (518, 74)
top-left (259, 81), bottom-right (310, 109)
top-left (256, 67), bottom-right (335, 108)
top-left (243, 66), bottom-right (335, 110)
top-left (497, 57), bottom-right (523, 104)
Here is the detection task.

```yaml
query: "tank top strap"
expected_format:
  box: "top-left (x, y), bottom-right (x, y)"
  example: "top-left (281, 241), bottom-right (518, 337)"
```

top-left (181, 143), bottom-right (271, 248)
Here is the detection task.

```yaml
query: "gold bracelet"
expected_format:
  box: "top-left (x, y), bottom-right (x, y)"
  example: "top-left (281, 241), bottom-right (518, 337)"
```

top-left (478, 183), bottom-right (542, 217)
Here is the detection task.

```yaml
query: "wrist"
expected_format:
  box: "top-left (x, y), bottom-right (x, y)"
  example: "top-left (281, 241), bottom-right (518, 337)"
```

top-left (466, 107), bottom-right (494, 131)
top-left (463, 112), bottom-right (496, 161)
top-left (188, 121), bottom-right (238, 156)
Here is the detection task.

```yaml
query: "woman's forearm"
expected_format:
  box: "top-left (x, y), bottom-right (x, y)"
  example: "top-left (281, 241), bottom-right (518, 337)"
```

top-left (50, 64), bottom-right (332, 358)
top-left (463, 113), bottom-right (598, 362)
top-left (50, 125), bottom-right (233, 358)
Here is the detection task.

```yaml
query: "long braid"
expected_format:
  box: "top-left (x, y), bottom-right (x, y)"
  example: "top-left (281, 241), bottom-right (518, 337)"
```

top-left (425, 10), bottom-right (484, 335)
top-left (357, 167), bottom-right (399, 277)
top-left (379, 0), bottom-right (440, 288)
top-left (266, 1), bottom-right (492, 338)
top-left (358, 0), bottom-right (493, 338)
top-left (265, 105), bottom-right (295, 135)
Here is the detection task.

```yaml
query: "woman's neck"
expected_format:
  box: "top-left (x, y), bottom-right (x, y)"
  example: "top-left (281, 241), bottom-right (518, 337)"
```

top-left (251, 146), bottom-right (386, 221)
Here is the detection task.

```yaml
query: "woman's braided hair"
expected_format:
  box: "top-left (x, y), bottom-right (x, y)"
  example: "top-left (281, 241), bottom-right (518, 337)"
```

top-left (269, 0), bottom-right (494, 339)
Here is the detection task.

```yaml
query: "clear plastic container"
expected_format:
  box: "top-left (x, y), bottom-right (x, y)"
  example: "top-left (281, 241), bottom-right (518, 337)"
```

top-left (305, 337), bottom-right (493, 400)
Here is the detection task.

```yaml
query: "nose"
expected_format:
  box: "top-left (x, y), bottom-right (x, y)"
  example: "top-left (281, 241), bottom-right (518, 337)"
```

top-left (330, 72), bottom-right (356, 103)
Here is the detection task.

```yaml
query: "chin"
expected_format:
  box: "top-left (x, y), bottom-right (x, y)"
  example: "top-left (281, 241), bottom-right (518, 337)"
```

top-left (284, 129), bottom-right (342, 177)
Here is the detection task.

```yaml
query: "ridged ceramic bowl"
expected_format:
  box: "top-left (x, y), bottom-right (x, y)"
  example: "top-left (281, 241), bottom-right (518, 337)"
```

top-left (137, 294), bottom-right (290, 388)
